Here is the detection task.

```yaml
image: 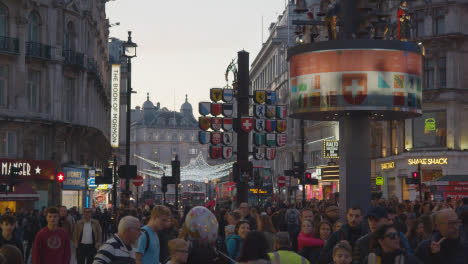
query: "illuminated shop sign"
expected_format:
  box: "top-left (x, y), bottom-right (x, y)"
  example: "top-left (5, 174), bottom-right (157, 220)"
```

top-left (408, 158), bottom-right (448, 165)
top-left (323, 140), bottom-right (339, 159)
top-left (110, 64), bottom-right (121, 148)
top-left (249, 188), bottom-right (268, 194)
top-left (381, 162), bottom-right (395, 170)
top-left (0, 159), bottom-right (55, 180)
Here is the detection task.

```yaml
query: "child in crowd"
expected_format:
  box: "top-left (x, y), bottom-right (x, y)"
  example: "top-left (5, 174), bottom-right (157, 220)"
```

top-left (332, 241), bottom-right (352, 264)
top-left (166, 239), bottom-right (189, 264)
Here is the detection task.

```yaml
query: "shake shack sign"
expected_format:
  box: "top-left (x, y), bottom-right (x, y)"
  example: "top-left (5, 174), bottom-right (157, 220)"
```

top-left (0, 159), bottom-right (55, 180)
top-left (323, 140), bottom-right (339, 159)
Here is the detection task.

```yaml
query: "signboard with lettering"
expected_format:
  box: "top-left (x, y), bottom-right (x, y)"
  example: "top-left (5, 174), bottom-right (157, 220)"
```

top-left (110, 64), bottom-right (121, 148)
top-left (408, 158), bottom-right (448, 165)
top-left (381, 162), bottom-right (395, 170)
top-left (323, 140), bottom-right (339, 159)
top-left (62, 167), bottom-right (86, 190)
top-left (0, 159), bottom-right (55, 180)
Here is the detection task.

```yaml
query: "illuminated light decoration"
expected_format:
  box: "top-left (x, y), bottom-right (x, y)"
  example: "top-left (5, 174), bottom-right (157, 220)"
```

top-left (381, 162), bottom-right (395, 170)
top-left (323, 140), bottom-right (339, 159)
top-left (57, 172), bottom-right (65, 182)
top-left (408, 158), bottom-right (448, 165)
top-left (110, 64), bottom-right (121, 148)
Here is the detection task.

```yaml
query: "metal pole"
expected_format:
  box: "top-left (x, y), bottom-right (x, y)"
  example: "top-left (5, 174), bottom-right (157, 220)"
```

top-left (301, 119), bottom-right (306, 206)
top-left (418, 163), bottom-right (422, 201)
top-left (112, 155), bottom-right (117, 208)
top-left (125, 55), bottom-right (132, 208)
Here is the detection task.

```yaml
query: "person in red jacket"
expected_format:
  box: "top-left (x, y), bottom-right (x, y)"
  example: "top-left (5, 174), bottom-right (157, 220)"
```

top-left (32, 207), bottom-right (71, 264)
top-left (298, 220), bottom-right (324, 263)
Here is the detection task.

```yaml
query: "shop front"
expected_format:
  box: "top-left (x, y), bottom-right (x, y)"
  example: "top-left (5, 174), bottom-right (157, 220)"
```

top-left (308, 164), bottom-right (339, 200)
top-left (0, 159), bottom-right (56, 213)
top-left (375, 152), bottom-right (467, 201)
top-left (61, 167), bottom-right (86, 209)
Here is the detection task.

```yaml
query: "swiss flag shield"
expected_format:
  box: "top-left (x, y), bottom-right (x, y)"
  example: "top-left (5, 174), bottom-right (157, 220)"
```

top-left (342, 73), bottom-right (368, 105)
top-left (240, 117), bottom-right (254, 132)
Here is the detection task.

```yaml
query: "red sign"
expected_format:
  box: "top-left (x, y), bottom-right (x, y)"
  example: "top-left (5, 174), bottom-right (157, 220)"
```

top-left (57, 172), bottom-right (65, 182)
top-left (96, 195), bottom-right (105, 203)
top-left (131, 175), bottom-right (144, 187)
top-left (278, 176), bottom-right (287, 187)
top-left (342, 73), bottom-right (368, 105)
top-left (0, 159), bottom-right (55, 180)
top-left (443, 192), bottom-right (468, 200)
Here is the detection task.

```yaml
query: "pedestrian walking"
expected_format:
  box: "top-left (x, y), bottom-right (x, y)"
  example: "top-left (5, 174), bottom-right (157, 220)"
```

top-left (226, 220), bottom-right (250, 263)
top-left (0, 215), bottom-right (23, 254)
top-left (166, 239), bottom-right (189, 264)
top-left (93, 215), bottom-right (141, 264)
top-left (32, 207), bottom-right (71, 264)
top-left (236, 231), bottom-right (270, 264)
top-left (73, 208), bottom-right (103, 264)
top-left (268, 232), bottom-right (309, 264)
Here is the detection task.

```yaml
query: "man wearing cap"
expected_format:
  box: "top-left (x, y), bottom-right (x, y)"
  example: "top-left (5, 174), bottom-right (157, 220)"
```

top-left (352, 206), bottom-right (412, 264)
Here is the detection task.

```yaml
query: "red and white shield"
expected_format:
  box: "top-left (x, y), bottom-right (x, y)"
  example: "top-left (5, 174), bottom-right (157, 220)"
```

top-left (342, 73), bottom-right (368, 105)
top-left (222, 146), bottom-right (233, 159)
top-left (210, 146), bottom-right (222, 159)
top-left (240, 117), bottom-right (254, 132)
top-left (211, 103), bottom-right (222, 116)
top-left (265, 148), bottom-right (276, 160)
top-left (276, 134), bottom-right (287, 147)
top-left (211, 132), bottom-right (222, 145)
top-left (199, 117), bottom-right (211, 131)
top-left (223, 118), bottom-right (233, 131)
top-left (211, 117), bottom-right (222, 131)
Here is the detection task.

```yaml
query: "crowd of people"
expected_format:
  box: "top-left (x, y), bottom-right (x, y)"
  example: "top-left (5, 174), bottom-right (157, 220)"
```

top-left (0, 195), bottom-right (467, 264)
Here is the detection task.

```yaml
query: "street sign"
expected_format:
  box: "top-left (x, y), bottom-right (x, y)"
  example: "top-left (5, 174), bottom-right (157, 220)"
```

top-left (132, 175), bottom-right (144, 187)
top-left (57, 172), bottom-right (65, 182)
top-left (87, 177), bottom-right (97, 190)
top-left (278, 176), bottom-right (286, 187)
top-left (376, 177), bottom-right (384, 186)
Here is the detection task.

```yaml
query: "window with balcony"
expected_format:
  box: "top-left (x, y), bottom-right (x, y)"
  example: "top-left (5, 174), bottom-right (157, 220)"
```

top-left (0, 131), bottom-right (17, 157)
top-left (28, 12), bottom-right (40, 42)
top-left (65, 21), bottom-right (75, 51)
top-left (424, 58), bottom-right (434, 89)
top-left (413, 111), bottom-right (447, 148)
top-left (0, 5), bottom-right (7, 37)
top-left (414, 10), bottom-right (425, 37)
top-left (433, 8), bottom-right (445, 36)
top-left (65, 78), bottom-right (74, 121)
top-left (0, 65), bottom-right (8, 107)
top-left (27, 70), bottom-right (40, 111)
top-left (438, 57), bottom-right (446, 88)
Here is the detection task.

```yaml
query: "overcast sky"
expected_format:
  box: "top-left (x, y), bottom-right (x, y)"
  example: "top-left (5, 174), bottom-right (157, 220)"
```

top-left (106, 0), bottom-right (287, 113)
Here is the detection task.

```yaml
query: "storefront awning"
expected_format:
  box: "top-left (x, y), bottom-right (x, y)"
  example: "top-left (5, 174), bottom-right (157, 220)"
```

top-left (0, 182), bottom-right (40, 201)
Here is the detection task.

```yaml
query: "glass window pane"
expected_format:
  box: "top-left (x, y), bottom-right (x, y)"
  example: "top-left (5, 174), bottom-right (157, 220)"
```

top-left (7, 131), bottom-right (16, 157)
top-left (413, 111), bottom-right (447, 148)
top-left (438, 57), bottom-right (446, 88)
top-left (437, 18), bottom-right (445, 35)
top-left (28, 13), bottom-right (39, 42)
top-left (0, 6), bottom-right (6, 37)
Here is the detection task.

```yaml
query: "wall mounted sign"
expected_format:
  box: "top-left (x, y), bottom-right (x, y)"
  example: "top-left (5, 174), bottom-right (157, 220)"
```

top-left (408, 158), bottom-right (447, 165)
top-left (323, 140), bottom-right (339, 159)
top-left (0, 159), bottom-right (55, 180)
top-left (110, 64), bottom-right (121, 148)
top-left (381, 162), bottom-right (395, 170)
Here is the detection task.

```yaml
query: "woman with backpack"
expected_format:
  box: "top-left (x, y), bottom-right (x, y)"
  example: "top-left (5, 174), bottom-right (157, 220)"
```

top-left (226, 220), bottom-right (250, 263)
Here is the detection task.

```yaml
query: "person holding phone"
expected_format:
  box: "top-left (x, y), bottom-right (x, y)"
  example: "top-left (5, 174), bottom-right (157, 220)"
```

top-left (415, 209), bottom-right (468, 264)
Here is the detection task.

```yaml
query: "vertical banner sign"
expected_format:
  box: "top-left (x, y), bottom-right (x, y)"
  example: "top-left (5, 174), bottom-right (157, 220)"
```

top-left (111, 64), bottom-right (121, 148)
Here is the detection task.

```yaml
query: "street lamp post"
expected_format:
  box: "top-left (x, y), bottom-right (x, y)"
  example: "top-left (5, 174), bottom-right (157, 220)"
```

top-left (122, 31), bottom-right (137, 207)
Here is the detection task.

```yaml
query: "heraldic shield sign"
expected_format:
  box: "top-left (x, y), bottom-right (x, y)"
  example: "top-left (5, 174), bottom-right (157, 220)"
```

top-left (211, 132), bottom-right (222, 145)
top-left (223, 132), bottom-right (233, 145)
top-left (254, 90), bottom-right (266, 104)
top-left (222, 89), bottom-right (234, 102)
top-left (266, 91), bottom-right (277, 105)
top-left (222, 104), bottom-right (233, 117)
top-left (211, 117), bottom-right (222, 131)
top-left (222, 146), bottom-right (233, 159)
top-left (210, 88), bottom-right (223, 102)
top-left (255, 119), bottom-right (265, 132)
top-left (265, 148), bottom-right (277, 160)
top-left (240, 117), bottom-right (254, 132)
top-left (277, 133), bottom-right (287, 147)
top-left (266, 133), bottom-right (276, 147)
top-left (223, 118), bottom-right (233, 131)
top-left (210, 146), bottom-right (222, 159)
top-left (276, 120), bottom-right (287, 133)
top-left (199, 102), bottom-right (211, 116)
top-left (254, 105), bottom-right (265, 118)
top-left (254, 133), bottom-right (266, 146)
top-left (199, 117), bottom-right (211, 131)
top-left (266, 105), bottom-right (276, 118)
top-left (254, 147), bottom-right (265, 160)
top-left (276, 105), bottom-right (287, 119)
top-left (211, 103), bottom-right (222, 116)
top-left (199, 131), bottom-right (211, 144)
top-left (266, 120), bottom-right (277, 133)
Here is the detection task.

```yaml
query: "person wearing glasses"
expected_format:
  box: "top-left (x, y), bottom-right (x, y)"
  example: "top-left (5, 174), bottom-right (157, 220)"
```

top-left (415, 209), bottom-right (468, 264)
top-left (165, 239), bottom-right (189, 264)
top-left (364, 224), bottom-right (421, 264)
top-left (73, 208), bottom-right (102, 264)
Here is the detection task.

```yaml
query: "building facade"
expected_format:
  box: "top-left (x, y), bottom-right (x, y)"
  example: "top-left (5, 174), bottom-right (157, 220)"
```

top-left (0, 0), bottom-right (112, 212)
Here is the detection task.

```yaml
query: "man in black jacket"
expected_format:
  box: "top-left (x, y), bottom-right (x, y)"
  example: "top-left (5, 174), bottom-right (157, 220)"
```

top-left (318, 206), bottom-right (366, 264)
top-left (415, 208), bottom-right (468, 264)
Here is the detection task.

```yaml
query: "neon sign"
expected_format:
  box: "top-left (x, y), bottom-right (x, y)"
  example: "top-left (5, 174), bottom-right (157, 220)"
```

top-left (408, 158), bottom-right (448, 165)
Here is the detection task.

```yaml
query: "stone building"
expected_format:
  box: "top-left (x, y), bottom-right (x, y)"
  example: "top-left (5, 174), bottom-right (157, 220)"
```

top-left (0, 0), bottom-right (112, 211)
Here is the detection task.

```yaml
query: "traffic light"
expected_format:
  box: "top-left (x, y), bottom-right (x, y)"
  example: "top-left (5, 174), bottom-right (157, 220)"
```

top-left (406, 171), bottom-right (420, 184)
top-left (303, 172), bottom-right (319, 185)
top-left (118, 165), bottom-right (137, 179)
top-left (293, 162), bottom-right (305, 178)
top-left (161, 176), bottom-right (168, 193)
top-left (171, 156), bottom-right (180, 184)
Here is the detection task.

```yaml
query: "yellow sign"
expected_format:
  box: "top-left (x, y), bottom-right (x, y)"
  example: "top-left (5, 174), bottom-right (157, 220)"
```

top-left (249, 188), bottom-right (267, 194)
top-left (381, 162), bottom-right (395, 170)
top-left (408, 158), bottom-right (448, 165)
top-left (96, 184), bottom-right (109, 190)
top-left (376, 177), bottom-right (384, 186)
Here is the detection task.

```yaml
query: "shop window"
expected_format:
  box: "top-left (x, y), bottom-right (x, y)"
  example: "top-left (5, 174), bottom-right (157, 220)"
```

top-left (412, 111), bottom-right (447, 148)
top-left (438, 57), bottom-right (446, 88)
top-left (0, 65), bottom-right (8, 107)
top-left (433, 8), bottom-right (445, 36)
top-left (28, 70), bottom-right (40, 111)
top-left (423, 58), bottom-right (434, 90)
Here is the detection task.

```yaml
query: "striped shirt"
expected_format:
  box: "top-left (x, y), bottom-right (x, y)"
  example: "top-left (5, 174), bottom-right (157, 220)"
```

top-left (93, 234), bottom-right (136, 264)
